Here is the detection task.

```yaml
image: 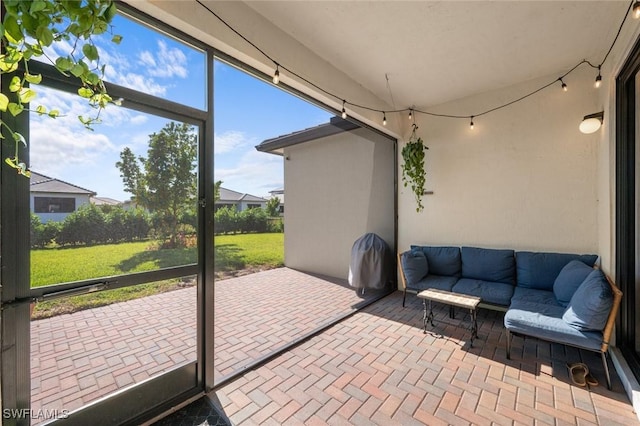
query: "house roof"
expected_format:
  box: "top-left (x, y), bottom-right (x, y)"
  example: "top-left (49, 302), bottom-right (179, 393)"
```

top-left (218, 187), bottom-right (267, 203)
top-left (91, 196), bottom-right (121, 206)
top-left (256, 116), bottom-right (359, 155)
top-left (30, 171), bottom-right (96, 196)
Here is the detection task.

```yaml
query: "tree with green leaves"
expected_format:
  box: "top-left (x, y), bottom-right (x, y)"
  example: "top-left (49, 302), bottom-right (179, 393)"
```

top-left (116, 122), bottom-right (197, 247)
top-left (1, 0), bottom-right (122, 177)
top-left (266, 196), bottom-right (281, 217)
top-left (214, 180), bottom-right (222, 202)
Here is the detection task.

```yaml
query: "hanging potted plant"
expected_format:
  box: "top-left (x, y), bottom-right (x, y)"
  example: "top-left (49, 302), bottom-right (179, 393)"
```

top-left (401, 124), bottom-right (427, 212)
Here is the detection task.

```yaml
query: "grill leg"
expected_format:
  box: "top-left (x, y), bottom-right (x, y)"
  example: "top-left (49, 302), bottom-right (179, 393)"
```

top-left (506, 329), bottom-right (512, 359)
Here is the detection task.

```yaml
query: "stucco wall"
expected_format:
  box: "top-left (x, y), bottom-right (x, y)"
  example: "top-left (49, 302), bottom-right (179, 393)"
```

top-left (283, 128), bottom-right (395, 279)
top-left (398, 65), bottom-right (601, 256)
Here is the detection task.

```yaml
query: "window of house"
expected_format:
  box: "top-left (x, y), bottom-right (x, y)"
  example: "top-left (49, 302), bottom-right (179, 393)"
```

top-left (34, 197), bottom-right (76, 213)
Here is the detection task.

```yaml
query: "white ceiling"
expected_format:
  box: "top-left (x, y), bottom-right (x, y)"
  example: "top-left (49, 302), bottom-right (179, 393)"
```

top-left (244, 1), bottom-right (629, 110)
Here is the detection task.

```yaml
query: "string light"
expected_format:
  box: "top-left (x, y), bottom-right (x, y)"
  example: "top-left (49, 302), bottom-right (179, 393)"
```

top-left (560, 78), bottom-right (568, 92)
top-left (383, 112), bottom-right (387, 126)
top-left (196, 0), bottom-right (634, 132)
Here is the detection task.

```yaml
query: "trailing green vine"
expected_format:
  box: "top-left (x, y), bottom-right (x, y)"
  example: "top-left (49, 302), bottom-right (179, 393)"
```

top-left (0, 0), bottom-right (122, 177)
top-left (401, 124), bottom-right (427, 212)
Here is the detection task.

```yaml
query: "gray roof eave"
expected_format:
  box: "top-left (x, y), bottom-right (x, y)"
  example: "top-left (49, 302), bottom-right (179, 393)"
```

top-left (256, 117), bottom-right (359, 154)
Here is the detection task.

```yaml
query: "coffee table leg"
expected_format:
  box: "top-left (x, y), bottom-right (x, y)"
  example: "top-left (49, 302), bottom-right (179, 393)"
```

top-left (469, 308), bottom-right (478, 346)
top-left (422, 299), bottom-right (427, 333)
top-left (422, 299), bottom-right (435, 334)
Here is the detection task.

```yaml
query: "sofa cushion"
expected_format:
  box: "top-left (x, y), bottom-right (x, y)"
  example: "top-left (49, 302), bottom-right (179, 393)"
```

top-left (410, 275), bottom-right (458, 292)
top-left (461, 246), bottom-right (515, 285)
top-left (563, 269), bottom-right (613, 331)
top-left (401, 250), bottom-right (429, 286)
top-left (504, 299), bottom-right (603, 351)
top-left (553, 261), bottom-right (594, 308)
top-left (452, 278), bottom-right (514, 306)
top-left (411, 246), bottom-right (461, 277)
top-left (516, 251), bottom-right (598, 291)
top-left (510, 287), bottom-right (558, 306)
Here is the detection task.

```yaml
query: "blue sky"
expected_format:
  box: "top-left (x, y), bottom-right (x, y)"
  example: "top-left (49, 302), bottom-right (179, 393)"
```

top-left (30, 13), bottom-right (331, 201)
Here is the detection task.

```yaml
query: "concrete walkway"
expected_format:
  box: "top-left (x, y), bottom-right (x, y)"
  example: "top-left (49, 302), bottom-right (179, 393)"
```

top-left (30, 268), bottom-right (373, 418)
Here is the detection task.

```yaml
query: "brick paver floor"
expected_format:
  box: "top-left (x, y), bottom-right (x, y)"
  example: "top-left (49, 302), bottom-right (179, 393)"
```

top-left (211, 291), bottom-right (640, 425)
top-left (31, 268), bottom-right (377, 421)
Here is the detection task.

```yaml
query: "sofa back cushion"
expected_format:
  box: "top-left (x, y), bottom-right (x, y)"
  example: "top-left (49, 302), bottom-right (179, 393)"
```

top-left (401, 249), bottom-right (429, 286)
top-left (562, 269), bottom-right (613, 331)
top-left (553, 260), bottom-right (594, 307)
top-left (410, 246), bottom-right (461, 277)
top-left (461, 246), bottom-right (515, 285)
top-left (516, 251), bottom-right (598, 291)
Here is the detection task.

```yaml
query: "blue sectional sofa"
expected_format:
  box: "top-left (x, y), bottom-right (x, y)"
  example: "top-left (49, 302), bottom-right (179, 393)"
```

top-left (398, 246), bottom-right (623, 389)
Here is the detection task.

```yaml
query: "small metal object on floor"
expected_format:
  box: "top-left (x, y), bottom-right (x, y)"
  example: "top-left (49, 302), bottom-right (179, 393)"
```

top-left (417, 288), bottom-right (481, 346)
top-left (152, 397), bottom-right (230, 426)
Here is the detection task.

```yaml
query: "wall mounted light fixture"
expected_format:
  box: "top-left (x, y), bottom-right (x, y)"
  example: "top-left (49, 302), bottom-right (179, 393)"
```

top-left (579, 111), bottom-right (604, 134)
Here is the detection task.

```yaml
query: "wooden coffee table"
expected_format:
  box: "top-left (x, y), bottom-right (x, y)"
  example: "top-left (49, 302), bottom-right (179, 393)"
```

top-left (417, 289), bottom-right (481, 346)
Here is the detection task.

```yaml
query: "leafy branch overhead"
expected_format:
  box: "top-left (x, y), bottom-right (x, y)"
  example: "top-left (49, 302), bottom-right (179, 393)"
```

top-left (401, 126), bottom-right (427, 212)
top-left (0, 0), bottom-right (122, 177)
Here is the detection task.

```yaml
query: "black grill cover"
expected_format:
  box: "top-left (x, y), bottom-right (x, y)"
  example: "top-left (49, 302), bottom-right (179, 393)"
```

top-left (348, 233), bottom-right (391, 290)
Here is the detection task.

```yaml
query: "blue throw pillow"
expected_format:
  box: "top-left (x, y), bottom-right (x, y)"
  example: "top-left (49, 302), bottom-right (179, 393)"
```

top-left (562, 269), bottom-right (613, 331)
top-left (411, 246), bottom-right (461, 276)
top-left (553, 260), bottom-right (594, 307)
top-left (401, 250), bottom-right (429, 286)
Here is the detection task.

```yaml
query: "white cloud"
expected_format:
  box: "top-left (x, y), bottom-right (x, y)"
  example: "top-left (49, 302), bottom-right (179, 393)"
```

top-left (30, 119), bottom-right (116, 174)
top-left (214, 131), bottom-right (253, 154)
top-left (33, 86), bottom-right (133, 130)
top-left (112, 72), bottom-right (167, 96)
top-left (142, 40), bottom-right (188, 78)
top-left (138, 50), bottom-right (156, 68)
top-left (130, 114), bottom-right (148, 125)
top-left (215, 150), bottom-right (283, 197)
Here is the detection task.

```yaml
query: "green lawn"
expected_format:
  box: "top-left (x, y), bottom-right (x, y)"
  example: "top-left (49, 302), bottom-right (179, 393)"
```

top-left (31, 241), bottom-right (197, 287)
top-left (30, 233), bottom-right (284, 319)
top-left (214, 233), bottom-right (284, 273)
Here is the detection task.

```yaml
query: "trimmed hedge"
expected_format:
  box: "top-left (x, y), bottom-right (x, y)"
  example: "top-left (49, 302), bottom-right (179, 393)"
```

top-left (214, 206), bottom-right (282, 235)
top-left (31, 205), bottom-right (152, 248)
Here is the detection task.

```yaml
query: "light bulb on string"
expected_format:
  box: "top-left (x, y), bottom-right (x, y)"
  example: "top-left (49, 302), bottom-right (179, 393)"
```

top-left (469, 116), bottom-right (474, 130)
top-left (272, 65), bottom-right (280, 85)
top-left (595, 67), bottom-right (602, 88)
top-left (341, 100), bottom-right (347, 119)
top-left (382, 112), bottom-right (387, 126)
top-left (408, 109), bottom-right (413, 120)
top-left (560, 78), bottom-right (567, 92)
top-left (634, 1), bottom-right (640, 19)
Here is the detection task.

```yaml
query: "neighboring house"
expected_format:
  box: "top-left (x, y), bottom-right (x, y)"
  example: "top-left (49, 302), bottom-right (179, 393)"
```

top-left (91, 196), bottom-right (122, 207)
top-left (216, 187), bottom-right (268, 212)
top-left (268, 188), bottom-right (284, 214)
top-left (30, 171), bottom-right (97, 223)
